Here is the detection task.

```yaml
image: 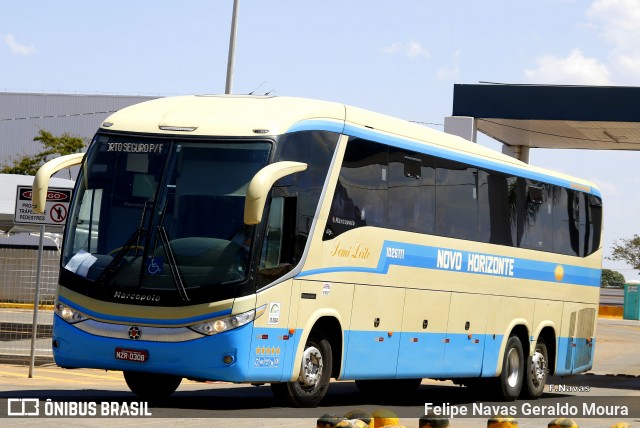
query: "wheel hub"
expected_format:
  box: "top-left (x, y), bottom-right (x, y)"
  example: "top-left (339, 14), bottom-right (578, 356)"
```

top-left (299, 345), bottom-right (323, 388)
top-left (530, 350), bottom-right (547, 385)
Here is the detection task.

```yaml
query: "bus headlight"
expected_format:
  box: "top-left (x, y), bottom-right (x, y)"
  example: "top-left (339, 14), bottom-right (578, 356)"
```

top-left (55, 301), bottom-right (87, 324)
top-left (189, 304), bottom-right (266, 336)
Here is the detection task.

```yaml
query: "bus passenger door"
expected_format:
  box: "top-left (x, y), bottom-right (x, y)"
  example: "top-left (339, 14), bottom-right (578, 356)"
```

top-left (342, 285), bottom-right (405, 379)
top-left (397, 289), bottom-right (451, 378)
top-left (442, 293), bottom-right (489, 377)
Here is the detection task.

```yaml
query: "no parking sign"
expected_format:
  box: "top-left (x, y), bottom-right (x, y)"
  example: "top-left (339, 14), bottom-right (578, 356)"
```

top-left (14, 185), bottom-right (72, 226)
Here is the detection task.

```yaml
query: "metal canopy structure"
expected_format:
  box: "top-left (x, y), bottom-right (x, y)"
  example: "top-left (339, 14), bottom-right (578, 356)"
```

top-left (451, 83), bottom-right (640, 151)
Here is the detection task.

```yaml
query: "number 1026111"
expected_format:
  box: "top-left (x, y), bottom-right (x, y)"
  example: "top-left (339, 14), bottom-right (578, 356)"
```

top-left (386, 247), bottom-right (405, 260)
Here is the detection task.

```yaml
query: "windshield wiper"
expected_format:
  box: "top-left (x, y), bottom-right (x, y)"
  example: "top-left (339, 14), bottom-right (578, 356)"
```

top-left (157, 225), bottom-right (190, 302)
top-left (97, 201), bottom-right (149, 285)
top-left (97, 226), bottom-right (145, 285)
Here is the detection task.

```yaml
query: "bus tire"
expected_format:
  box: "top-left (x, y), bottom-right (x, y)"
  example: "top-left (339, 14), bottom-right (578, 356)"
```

top-left (123, 371), bottom-right (182, 399)
top-left (522, 339), bottom-right (548, 399)
top-left (271, 333), bottom-right (332, 407)
top-left (496, 335), bottom-right (524, 401)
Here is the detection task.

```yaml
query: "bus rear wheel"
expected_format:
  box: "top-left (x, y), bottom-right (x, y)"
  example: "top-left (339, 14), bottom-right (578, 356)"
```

top-left (522, 339), bottom-right (548, 398)
top-left (123, 371), bottom-right (182, 399)
top-left (271, 334), bottom-right (332, 407)
top-left (495, 335), bottom-right (524, 401)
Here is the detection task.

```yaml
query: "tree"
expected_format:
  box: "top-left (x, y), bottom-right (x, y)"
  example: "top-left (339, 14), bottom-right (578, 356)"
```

top-left (608, 234), bottom-right (640, 274)
top-left (1, 129), bottom-right (85, 176)
top-left (601, 269), bottom-right (625, 288)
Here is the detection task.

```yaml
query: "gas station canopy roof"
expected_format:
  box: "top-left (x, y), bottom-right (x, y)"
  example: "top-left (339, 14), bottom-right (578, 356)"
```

top-left (452, 83), bottom-right (640, 150)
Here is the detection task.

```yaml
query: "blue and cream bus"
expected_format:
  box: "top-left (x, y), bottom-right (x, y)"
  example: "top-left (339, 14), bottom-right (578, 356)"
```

top-left (33, 95), bottom-right (602, 406)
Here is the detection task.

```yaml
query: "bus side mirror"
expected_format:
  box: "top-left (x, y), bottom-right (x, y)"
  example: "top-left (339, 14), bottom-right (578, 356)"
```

top-left (244, 161), bottom-right (307, 225)
top-left (32, 153), bottom-right (84, 213)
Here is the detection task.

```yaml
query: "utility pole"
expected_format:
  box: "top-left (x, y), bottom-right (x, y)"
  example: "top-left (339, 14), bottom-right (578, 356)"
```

top-left (225, 0), bottom-right (240, 94)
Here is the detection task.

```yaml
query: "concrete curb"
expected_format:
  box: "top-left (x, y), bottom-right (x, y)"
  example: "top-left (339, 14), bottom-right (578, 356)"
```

top-left (0, 302), bottom-right (54, 310)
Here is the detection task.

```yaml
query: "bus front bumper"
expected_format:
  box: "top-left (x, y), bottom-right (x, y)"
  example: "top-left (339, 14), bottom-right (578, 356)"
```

top-left (52, 315), bottom-right (254, 382)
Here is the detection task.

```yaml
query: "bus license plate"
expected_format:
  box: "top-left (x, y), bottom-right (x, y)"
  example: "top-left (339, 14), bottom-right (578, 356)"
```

top-left (115, 347), bottom-right (148, 363)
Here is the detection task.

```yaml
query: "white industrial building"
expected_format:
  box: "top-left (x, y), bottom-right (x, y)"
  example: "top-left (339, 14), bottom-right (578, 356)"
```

top-left (0, 92), bottom-right (156, 309)
top-left (0, 92), bottom-right (157, 246)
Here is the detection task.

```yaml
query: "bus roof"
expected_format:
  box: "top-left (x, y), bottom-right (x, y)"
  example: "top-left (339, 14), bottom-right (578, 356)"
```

top-left (101, 95), bottom-right (601, 196)
top-left (102, 95), bottom-right (345, 137)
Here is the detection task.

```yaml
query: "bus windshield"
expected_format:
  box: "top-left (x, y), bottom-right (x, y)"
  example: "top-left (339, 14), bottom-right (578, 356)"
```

top-left (62, 133), bottom-right (271, 302)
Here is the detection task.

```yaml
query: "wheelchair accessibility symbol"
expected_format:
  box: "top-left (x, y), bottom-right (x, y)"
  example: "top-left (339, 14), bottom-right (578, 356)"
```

top-left (146, 257), bottom-right (164, 275)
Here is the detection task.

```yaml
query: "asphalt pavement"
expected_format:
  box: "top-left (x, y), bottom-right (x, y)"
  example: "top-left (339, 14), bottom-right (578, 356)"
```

top-left (0, 318), bottom-right (638, 428)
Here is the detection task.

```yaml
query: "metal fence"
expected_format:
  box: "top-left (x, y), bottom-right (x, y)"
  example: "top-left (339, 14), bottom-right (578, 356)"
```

top-left (0, 247), bottom-right (59, 365)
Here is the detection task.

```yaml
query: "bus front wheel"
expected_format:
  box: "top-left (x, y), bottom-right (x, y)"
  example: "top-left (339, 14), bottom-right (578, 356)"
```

top-left (123, 371), bottom-right (182, 399)
top-left (271, 333), bottom-right (332, 407)
top-left (496, 335), bottom-right (524, 401)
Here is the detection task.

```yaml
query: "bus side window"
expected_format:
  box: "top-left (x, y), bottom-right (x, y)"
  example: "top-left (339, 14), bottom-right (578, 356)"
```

top-left (323, 138), bottom-right (388, 239)
top-left (342, 139), bottom-right (387, 228)
top-left (552, 187), bottom-right (580, 256)
top-left (388, 150), bottom-right (435, 234)
top-left (477, 170), bottom-right (516, 246)
top-left (519, 181), bottom-right (553, 252)
top-left (587, 194), bottom-right (603, 255)
top-left (260, 197), bottom-right (284, 269)
top-left (257, 196), bottom-right (296, 284)
top-left (435, 159), bottom-right (478, 241)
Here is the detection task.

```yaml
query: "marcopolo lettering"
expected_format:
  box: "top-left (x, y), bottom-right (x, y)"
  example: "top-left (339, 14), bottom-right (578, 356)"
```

top-left (113, 291), bottom-right (161, 302)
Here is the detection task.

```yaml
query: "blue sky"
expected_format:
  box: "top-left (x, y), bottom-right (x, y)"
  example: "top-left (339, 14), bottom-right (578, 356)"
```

top-left (2, 0), bottom-right (640, 276)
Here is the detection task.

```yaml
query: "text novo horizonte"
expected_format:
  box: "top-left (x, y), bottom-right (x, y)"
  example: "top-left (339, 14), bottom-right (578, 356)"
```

top-left (436, 249), bottom-right (515, 277)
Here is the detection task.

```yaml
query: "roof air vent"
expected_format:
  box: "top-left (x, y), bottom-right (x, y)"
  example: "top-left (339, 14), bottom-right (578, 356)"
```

top-left (158, 126), bottom-right (198, 132)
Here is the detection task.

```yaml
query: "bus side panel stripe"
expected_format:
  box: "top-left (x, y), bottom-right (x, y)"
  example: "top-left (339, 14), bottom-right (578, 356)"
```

top-left (340, 331), bottom-right (590, 379)
top-left (299, 241), bottom-right (601, 287)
